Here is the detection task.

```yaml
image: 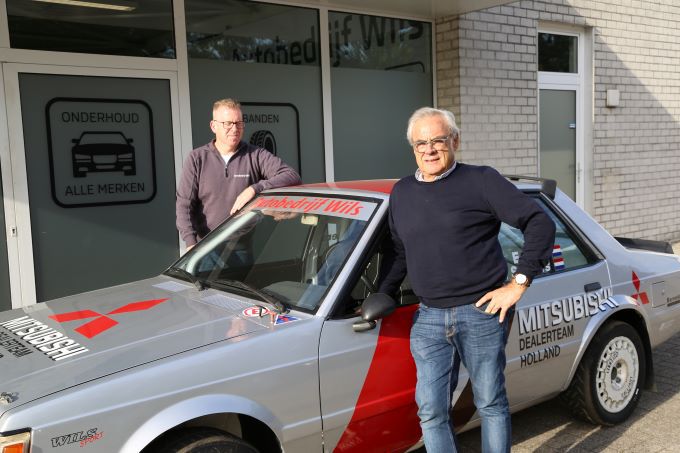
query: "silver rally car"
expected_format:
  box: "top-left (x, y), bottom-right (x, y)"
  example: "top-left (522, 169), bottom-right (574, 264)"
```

top-left (2, 178), bottom-right (680, 453)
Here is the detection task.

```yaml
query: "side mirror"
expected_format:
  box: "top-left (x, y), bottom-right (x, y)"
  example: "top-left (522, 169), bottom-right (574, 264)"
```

top-left (352, 293), bottom-right (397, 332)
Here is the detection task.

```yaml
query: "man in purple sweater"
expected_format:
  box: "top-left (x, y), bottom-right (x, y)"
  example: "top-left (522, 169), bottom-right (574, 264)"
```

top-left (378, 107), bottom-right (555, 452)
top-left (176, 98), bottom-right (301, 250)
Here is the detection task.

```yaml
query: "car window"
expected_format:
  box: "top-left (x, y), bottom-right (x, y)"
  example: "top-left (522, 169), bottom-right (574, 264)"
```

top-left (339, 233), bottom-right (419, 317)
top-left (168, 194), bottom-right (380, 312)
top-left (500, 197), bottom-right (591, 278)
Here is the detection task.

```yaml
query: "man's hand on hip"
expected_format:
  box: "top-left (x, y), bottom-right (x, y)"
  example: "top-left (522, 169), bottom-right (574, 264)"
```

top-left (475, 283), bottom-right (527, 323)
top-left (230, 186), bottom-right (256, 215)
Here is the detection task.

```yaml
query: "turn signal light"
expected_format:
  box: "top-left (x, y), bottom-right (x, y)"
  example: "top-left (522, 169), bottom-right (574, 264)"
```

top-left (0, 432), bottom-right (30, 453)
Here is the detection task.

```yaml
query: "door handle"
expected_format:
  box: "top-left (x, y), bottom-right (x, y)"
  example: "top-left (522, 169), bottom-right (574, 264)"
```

top-left (584, 282), bottom-right (601, 292)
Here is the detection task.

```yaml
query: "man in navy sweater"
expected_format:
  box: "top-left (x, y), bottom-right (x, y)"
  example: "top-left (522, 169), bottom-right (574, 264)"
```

top-left (378, 107), bottom-right (555, 452)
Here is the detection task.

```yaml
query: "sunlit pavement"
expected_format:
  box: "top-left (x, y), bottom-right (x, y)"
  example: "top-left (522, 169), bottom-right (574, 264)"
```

top-left (452, 330), bottom-right (680, 452)
top-left (414, 242), bottom-right (680, 452)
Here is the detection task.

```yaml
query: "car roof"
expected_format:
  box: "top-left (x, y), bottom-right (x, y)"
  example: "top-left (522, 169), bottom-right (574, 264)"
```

top-left (296, 180), bottom-right (397, 194)
top-left (292, 176), bottom-right (554, 199)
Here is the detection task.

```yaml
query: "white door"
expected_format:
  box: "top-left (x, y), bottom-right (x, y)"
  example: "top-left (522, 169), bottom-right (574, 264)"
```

top-left (2, 63), bottom-right (184, 307)
top-left (538, 29), bottom-right (585, 206)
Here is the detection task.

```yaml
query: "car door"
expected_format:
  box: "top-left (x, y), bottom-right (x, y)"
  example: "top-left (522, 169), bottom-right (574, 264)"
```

top-left (317, 233), bottom-right (422, 453)
top-left (501, 195), bottom-right (613, 408)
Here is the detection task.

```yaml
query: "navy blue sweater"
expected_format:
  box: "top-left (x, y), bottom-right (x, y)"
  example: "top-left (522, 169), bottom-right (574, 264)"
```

top-left (378, 164), bottom-right (556, 308)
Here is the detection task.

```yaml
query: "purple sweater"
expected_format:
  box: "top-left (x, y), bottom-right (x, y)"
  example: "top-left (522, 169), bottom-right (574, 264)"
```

top-left (176, 140), bottom-right (301, 246)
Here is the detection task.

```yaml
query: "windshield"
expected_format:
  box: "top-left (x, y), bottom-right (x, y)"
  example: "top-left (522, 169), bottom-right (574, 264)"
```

top-left (167, 194), bottom-right (380, 312)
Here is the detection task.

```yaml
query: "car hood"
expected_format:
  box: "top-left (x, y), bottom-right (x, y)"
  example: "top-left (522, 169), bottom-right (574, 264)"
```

top-left (0, 276), bottom-right (283, 413)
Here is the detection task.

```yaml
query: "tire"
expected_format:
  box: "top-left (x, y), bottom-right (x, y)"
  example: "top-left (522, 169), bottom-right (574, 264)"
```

top-left (146, 428), bottom-right (259, 453)
top-left (561, 321), bottom-right (646, 425)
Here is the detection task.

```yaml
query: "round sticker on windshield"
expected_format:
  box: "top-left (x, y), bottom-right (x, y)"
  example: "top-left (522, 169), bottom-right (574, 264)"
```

top-left (242, 306), bottom-right (272, 318)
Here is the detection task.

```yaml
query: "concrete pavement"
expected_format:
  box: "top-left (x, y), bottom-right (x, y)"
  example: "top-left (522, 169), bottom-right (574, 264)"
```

top-left (422, 241), bottom-right (680, 452)
top-left (456, 330), bottom-right (680, 452)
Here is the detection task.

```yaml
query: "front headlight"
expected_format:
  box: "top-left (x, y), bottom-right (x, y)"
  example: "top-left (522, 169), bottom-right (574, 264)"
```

top-left (0, 431), bottom-right (30, 453)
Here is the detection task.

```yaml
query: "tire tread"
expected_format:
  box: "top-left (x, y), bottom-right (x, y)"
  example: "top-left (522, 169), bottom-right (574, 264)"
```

top-left (561, 320), bottom-right (645, 426)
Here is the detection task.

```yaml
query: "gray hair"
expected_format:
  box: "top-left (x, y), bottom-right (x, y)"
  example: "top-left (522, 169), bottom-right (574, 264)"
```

top-left (406, 107), bottom-right (460, 146)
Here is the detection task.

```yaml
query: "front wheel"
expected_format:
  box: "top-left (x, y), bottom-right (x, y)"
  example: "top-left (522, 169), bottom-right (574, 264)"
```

top-left (561, 321), bottom-right (646, 425)
top-left (145, 428), bottom-right (259, 453)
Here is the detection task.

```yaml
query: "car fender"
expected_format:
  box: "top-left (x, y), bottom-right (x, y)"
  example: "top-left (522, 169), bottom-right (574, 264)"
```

top-left (119, 394), bottom-right (282, 453)
top-left (561, 294), bottom-right (649, 391)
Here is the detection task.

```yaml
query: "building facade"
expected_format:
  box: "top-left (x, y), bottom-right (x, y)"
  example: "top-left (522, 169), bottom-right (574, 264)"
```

top-left (438, 0), bottom-right (680, 243)
top-left (1, 0), bottom-right (679, 309)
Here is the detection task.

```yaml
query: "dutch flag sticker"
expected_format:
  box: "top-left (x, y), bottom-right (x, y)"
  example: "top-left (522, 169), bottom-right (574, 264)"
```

top-left (553, 244), bottom-right (565, 271)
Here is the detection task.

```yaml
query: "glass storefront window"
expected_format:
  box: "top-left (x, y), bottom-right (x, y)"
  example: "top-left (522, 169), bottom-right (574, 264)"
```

top-left (328, 12), bottom-right (431, 72)
top-left (6, 0), bottom-right (175, 58)
top-left (186, 1), bottom-right (319, 67)
top-left (185, 0), bottom-right (324, 182)
top-left (538, 32), bottom-right (578, 73)
top-left (329, 11), bottom-right (433, 180)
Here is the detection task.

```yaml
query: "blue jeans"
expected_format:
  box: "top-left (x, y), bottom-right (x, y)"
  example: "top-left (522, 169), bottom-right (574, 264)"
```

top-left (410, 303), bottom-right (512, 453)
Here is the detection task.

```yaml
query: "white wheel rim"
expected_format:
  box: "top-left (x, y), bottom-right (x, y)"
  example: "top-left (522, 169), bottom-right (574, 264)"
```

top-left (595, 335), bottom-right (639, 413)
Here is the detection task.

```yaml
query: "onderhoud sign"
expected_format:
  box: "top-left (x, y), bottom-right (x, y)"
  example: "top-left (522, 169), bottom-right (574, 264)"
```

top-left (46, 98), bottom-right (157, 208)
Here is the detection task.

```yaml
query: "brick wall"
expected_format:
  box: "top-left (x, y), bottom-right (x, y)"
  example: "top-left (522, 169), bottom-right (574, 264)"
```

top-left (436, 0), bottom-right (680, 242)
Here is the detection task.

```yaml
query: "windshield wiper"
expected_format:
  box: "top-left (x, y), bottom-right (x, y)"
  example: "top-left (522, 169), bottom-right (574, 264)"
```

top-left (210, 279), bottom-right (288, 314)
top-left (165, 266), bottom-right (205, 291)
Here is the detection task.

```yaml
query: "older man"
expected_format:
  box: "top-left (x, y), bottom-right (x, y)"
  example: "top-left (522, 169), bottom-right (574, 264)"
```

top-left (378, 107), bottom-right (555, 452)
top-left (176, 98), bottom-right (301, 250)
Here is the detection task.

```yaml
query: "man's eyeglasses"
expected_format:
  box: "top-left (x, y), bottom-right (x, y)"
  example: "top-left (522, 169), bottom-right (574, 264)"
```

top-left (413, 135), bottom-right (452, 153)
top-left (213, 120), bottom-right (245, 130)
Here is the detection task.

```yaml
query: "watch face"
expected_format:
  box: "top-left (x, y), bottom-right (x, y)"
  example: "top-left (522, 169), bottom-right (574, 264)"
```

top-left (515, 274), bottom-right (528, 284)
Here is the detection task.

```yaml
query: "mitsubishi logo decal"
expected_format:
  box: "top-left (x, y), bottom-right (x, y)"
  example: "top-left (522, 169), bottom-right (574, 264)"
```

top-left (49, 298), bottom-right (169, 338)
top-left (631, 271), bottom-right (650, 305)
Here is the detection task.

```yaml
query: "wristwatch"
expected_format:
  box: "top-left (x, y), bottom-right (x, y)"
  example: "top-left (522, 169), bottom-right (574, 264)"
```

top-left (512, 273), bottom-right (532, 288)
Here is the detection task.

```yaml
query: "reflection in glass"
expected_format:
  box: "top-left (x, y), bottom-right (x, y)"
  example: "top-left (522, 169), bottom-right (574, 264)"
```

top-left (168, 196), bottom-right (376, 312)
top-left (186, 0), bottom-right (319, 66)
top-left (184, 0), bottom-right (325, 182)
top-left (6, 0), bottom-right (175, 57)
top-left (329, 11), bottom-right (431, 71)
top-left (538, 32), bottom-right (578, 73)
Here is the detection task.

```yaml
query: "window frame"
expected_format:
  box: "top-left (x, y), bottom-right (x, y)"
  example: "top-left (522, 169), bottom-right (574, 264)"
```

top-left (528, 191), bottom-right (604, 282)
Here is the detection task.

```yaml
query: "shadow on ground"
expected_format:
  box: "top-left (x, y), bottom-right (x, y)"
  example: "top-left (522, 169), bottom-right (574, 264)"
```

top-left (450, 331), bottom-right (680, 452)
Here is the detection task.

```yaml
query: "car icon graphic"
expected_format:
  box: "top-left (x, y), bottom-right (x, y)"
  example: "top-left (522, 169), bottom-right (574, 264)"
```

top-left (71, 131), bottom-right (136, 178)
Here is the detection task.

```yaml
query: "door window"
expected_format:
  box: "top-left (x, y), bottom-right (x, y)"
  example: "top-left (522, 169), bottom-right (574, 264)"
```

top-left (337, 231), bottom-right (418, 318)
top-left (499, 197), bottom-right (594, 279)
top-left (538, 32), bottom-right (578, 73)
top-left (539, 89), bottom-right (576, 200)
